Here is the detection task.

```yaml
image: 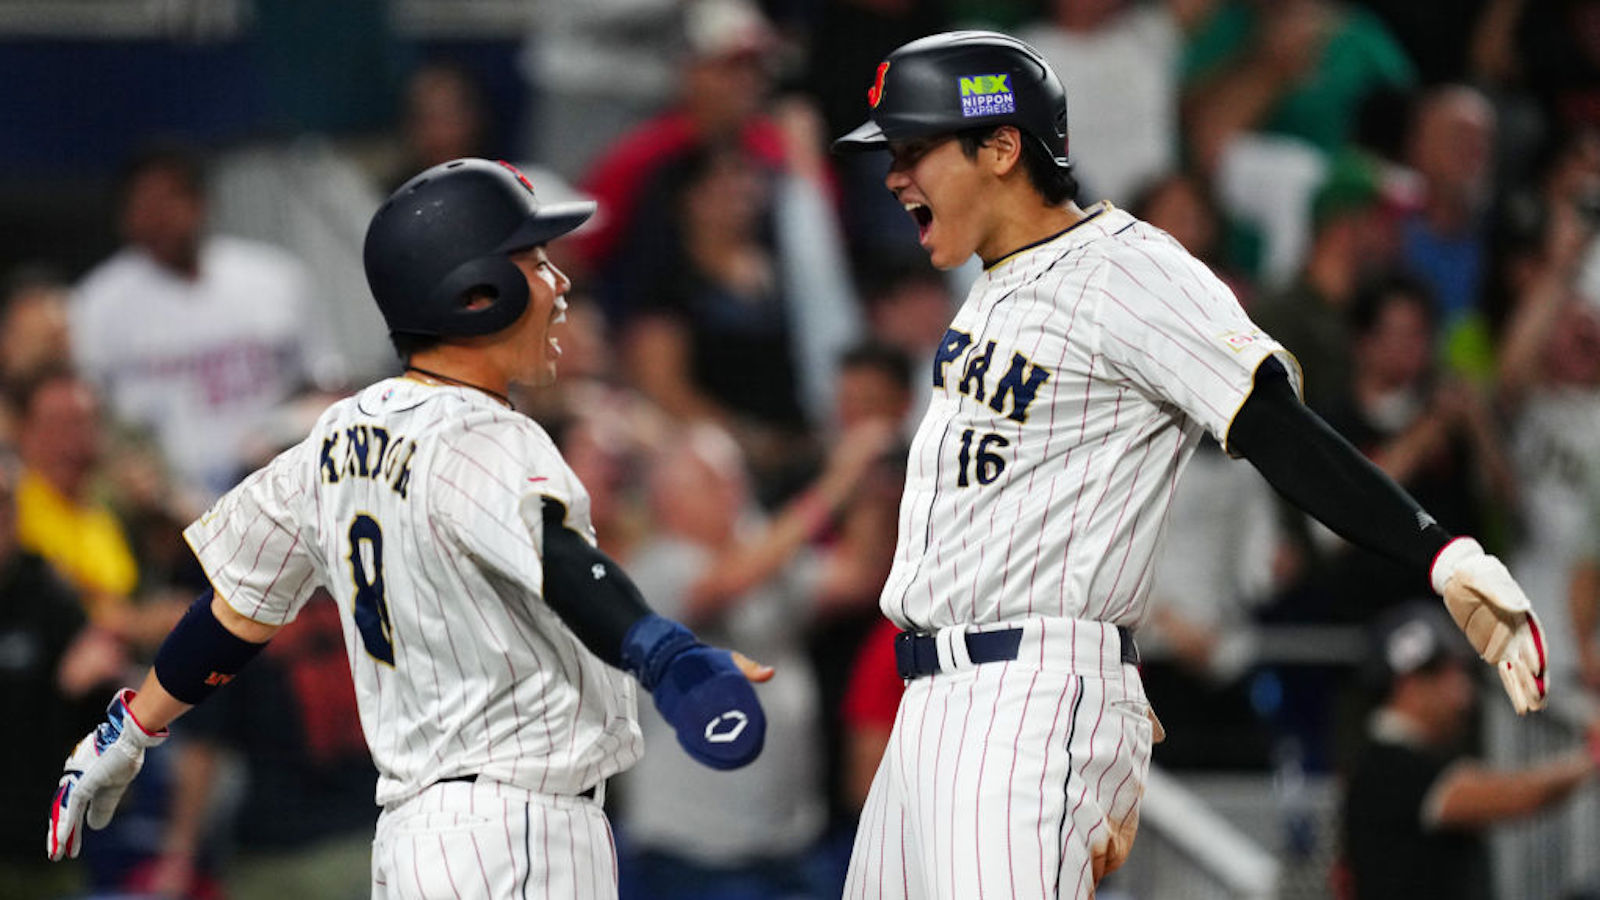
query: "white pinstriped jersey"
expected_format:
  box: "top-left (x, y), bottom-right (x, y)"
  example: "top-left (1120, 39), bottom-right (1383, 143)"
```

top-left (882, 203), bottom-right (1299, 632)
top-left (185, 378), bottom-right (642, 806)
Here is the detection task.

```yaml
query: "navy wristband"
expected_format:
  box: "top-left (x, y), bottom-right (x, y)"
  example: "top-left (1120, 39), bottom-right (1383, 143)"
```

top-left (620, 614), bottom-right (698, 692)
top-left (152, 590), bottom-right (269, 705)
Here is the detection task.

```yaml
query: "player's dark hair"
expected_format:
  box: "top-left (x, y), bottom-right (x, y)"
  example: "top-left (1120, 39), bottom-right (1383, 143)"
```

top-left (389, 332), bottom-right (444, 362)
top-left (956, 126), bottom-right (1078, 205)
top-left (839, 340), bottom-right (914, 393)
top-left (1348, 271), bottom-right (1439, 339)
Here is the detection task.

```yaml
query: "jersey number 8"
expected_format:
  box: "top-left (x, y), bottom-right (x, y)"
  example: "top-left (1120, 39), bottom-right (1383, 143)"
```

top-left (347, 514), bottom-right (395, 665)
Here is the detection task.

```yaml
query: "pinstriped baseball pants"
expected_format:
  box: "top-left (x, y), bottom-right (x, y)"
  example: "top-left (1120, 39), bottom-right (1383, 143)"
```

top-left (844, 618), bottom-right (1154, 900)
top-left (372, 779), bottom-right (617, 900)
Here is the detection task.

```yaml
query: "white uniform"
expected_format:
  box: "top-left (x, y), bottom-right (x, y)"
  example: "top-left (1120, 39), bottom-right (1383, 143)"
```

top-left (185, 378), bottom-right (642, 899)
top-left (845, 203), bottom-right (1298, 898)
top-left (73, 237), bottom-right (338, 500)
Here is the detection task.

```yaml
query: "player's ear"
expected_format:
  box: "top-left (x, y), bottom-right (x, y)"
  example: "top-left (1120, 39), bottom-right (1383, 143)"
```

top-left (986, 126), bottom-right (1023, 177)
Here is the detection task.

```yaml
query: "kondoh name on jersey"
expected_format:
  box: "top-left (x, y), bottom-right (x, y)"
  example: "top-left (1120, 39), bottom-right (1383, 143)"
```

top-left (319, 423), bottom-right (418, 498)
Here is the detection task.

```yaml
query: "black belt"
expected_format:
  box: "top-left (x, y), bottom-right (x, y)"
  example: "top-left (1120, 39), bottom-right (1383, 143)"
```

top-left (438, 774), bottom-right (597, 800)
top-left (894, 625), bottom-right (1139, 680)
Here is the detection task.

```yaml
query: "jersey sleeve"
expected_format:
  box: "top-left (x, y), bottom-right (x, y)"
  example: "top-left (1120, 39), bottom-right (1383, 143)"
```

top-left (430, 418), bottom-right (593, 600)
top-left (183, 443), bottom-right (322, 626)
top-left (1091, 247), bottom-right (1302, 453)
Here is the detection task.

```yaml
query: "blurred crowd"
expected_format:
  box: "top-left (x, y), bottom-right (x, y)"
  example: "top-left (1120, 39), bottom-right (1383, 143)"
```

top-left (4, 0), bottom-right (1600, 898)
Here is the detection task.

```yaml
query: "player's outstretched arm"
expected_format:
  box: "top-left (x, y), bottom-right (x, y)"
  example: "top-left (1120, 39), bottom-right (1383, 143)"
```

top-left (47, 591), bottom-right (277, 861)
top-left (541, 501), bottom-right (771, 769)
top-left (1227, 359), bottom-right (1547, 714)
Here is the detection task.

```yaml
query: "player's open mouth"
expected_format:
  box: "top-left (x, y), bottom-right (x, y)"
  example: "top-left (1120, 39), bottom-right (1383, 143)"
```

top-left (548, 296), bottom-right (568, 359)
top-left (905, 202), bottom-right (933, 242)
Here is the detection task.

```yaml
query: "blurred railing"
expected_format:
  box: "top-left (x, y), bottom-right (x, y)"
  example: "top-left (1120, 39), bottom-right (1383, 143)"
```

top-left (1487, 688), bottom-right (1600, 900)
top-left (1114, 766), bottom-right (1282, 900)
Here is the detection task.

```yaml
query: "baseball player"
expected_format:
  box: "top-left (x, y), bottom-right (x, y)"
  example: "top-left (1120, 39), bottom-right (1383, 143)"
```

top-left (45, 158), bottom-right (772, 899)
top-left (830, 31), bottom-right (1548, 898)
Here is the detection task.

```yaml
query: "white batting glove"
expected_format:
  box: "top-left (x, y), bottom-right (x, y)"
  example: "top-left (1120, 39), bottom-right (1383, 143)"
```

top-left (47, 688), bottom-right (167, 860)
top-left (1431, 537), bottom-right (1548, 715)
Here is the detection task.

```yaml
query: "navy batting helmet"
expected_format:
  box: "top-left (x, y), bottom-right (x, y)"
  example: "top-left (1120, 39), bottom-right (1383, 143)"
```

top-left (363, 158), bottom-right (595, 338)
top-left (832, 31), bottom-right (1070, 170)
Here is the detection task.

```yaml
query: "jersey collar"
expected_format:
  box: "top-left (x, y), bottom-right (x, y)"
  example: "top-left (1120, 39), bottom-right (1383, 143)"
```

top-left (983, 201), bottom-right (1113, 273)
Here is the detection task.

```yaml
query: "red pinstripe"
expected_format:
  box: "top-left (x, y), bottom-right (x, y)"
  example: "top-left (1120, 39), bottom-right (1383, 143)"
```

top-left (1106, 429), bottom-right (1189, 623)
top-left (1127, 241), bottom-right (1222, 323)
top-left (1089, 437), bottom-right (1155, 621)
top-left (971, 665), bottom-right (1007, 900)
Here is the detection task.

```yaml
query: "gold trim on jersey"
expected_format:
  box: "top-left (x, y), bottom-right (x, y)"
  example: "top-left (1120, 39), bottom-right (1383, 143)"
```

top-left (983, 201), bottom-right (1114, 272)
top-left (1220, 348), bottom-right (1306, 458)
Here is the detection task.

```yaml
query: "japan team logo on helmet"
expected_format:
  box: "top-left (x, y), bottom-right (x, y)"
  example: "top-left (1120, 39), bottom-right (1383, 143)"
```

top-left (868, 61), bottom-right (891, 109)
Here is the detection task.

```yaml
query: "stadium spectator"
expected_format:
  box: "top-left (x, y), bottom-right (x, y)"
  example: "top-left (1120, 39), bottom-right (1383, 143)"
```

top-left (380, 60), bottom-right (492, 195)
top-left (1182, 0), bottom-right (1416, 172)
top-left (1400, 85), bottom-right (1498, 374)
top-left (70, 145), bottom-right (337, 502)
top-left (616, 135), bottom-right (858, 494)
top-left (576, 0), bottom-right (786, 287)
top-left (0, 267), bottom-right (71, 386)
top-left (1495, 182), bottom-right (1600, 694)
top-left (1018, 0), bottom-right (1206, 206)
top-left (0, 465), bottom-right (125, 900)
top-left (857, 258), bottom-right (954, 428)
top-left (617, 423), bottom-right (833, 900)
top-left (691, 342), bottom-right (908, 834)
top-left (1339, 600), bottom-right (1600, 900)
top-left (11, 367), bottom-right (139, 632)
top-left (1252, 152), bottom-right (1400, 415)
top-left (1318, 275), bottom-right (1515, 620)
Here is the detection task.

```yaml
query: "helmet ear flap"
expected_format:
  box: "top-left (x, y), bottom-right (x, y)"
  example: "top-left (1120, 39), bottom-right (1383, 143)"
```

top-left (422, 255), bottom-right (531, 337)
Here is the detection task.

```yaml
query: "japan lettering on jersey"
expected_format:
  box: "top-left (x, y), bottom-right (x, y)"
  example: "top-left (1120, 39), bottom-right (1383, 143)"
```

top-left (185, 379), bottom-right (641, 805)
top-left (882, 204), bottom-right (1299, 633)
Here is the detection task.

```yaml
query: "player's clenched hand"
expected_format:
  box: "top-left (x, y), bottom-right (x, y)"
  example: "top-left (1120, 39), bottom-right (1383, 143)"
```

top-left (623, 616), bottom-right (768, 770)
top-left (47, 689), bottom-right (168, 860)
top-left (1432, 538), bottom-right (1548, 714)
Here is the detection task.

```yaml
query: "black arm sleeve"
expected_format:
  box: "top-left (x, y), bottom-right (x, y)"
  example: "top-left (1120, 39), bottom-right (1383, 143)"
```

top-left (539, 500), bottom-right (653, 669)
top-left (1226, 358), bottom-right (1453, 575)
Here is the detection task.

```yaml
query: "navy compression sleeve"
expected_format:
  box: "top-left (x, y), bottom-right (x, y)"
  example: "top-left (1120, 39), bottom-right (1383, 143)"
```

top-left (539, 499), bottom-right (652, 668)
top-left (1226, 358), bottom-right (1453, 574)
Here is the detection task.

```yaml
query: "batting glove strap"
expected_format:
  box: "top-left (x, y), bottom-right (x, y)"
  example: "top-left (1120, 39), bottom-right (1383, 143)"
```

top-left (1430, 536), bottom-right (1487, 596)
top-left (47, 689), bottom-right (168, 862)
top-left (620, 614), bottom-right (700, 693)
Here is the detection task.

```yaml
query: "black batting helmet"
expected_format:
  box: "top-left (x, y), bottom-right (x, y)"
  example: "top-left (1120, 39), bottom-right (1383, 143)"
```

top-left (363, 158), bottom-right (595, 338)
top-left (832, 31), bottom-right (1070, 170)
